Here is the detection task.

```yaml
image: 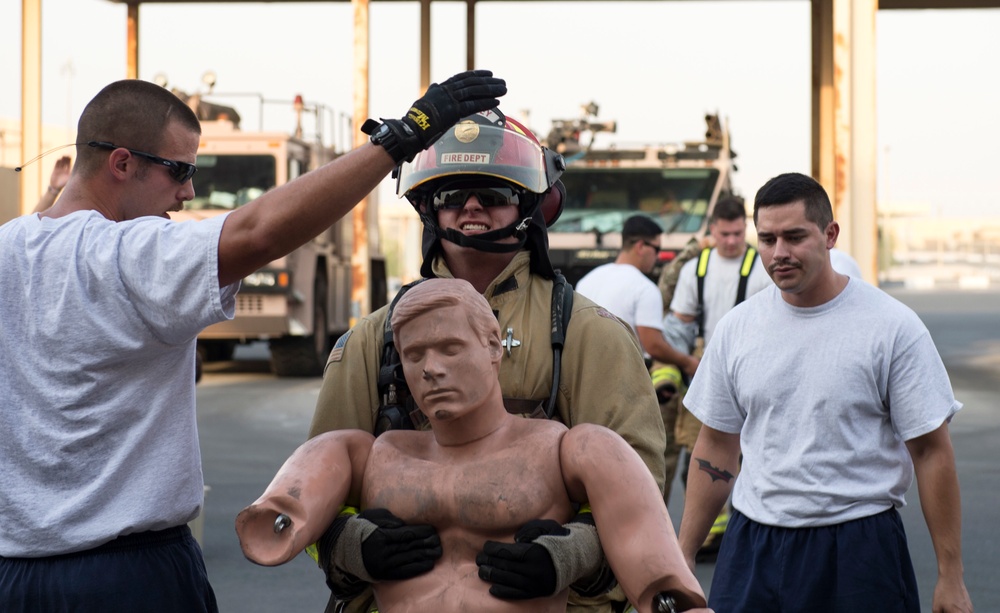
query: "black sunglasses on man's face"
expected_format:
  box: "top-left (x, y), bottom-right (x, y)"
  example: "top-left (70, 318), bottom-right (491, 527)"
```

top-left (88, 141), bottom-right (198, 184)
top-left (641, 240), bottom-right (661, 255)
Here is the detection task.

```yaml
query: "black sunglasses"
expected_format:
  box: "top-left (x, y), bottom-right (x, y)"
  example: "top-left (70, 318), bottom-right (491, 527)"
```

top-left (641, 240), bottom-right (661, 254)
top-left (431, 186), bottom-right (522, 211)
top-left (88, 141), bottom-right (198, 184)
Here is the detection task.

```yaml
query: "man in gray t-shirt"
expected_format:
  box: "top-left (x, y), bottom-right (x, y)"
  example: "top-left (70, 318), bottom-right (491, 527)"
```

top-left (677, 172), bottom-right (972, 613)
top-left (0, 73), bottom-right (505, 613)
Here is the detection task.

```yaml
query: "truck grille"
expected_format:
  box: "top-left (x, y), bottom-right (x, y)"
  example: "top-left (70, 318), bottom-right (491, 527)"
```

top-left (236, 294), bottom-right (266, 314)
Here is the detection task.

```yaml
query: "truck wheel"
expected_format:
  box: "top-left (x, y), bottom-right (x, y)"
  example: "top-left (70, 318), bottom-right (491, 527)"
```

top-left (199, 340), bottom-right (236, 362)
top-left (269, 273), bottom-right (331, 377)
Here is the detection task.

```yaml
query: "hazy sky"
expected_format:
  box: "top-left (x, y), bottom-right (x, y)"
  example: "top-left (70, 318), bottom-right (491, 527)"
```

top-left (2, 1), bottom-right (998, 218)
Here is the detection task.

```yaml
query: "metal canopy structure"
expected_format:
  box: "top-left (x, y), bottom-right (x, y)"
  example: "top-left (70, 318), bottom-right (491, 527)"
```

top-left (19, 0), bottom-right (1000, 287)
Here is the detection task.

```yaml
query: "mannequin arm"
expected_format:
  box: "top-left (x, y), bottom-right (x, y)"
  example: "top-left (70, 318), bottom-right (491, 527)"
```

top-left (560, 424), bottom-right (707, 612)
top-left (236, 430), bottom-right (374, 566)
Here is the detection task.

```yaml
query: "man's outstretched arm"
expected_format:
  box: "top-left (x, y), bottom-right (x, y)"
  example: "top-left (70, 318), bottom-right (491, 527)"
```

top-left (216, 70), bottom-right (506, 287)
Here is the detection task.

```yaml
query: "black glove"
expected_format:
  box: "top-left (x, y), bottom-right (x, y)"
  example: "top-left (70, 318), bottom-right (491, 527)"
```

top-left (476, 514), bottom-right (604, 600)
top-left (364, 69), bottom-right (507, 164)
top-left (328, 508), bottom-right (442, 583)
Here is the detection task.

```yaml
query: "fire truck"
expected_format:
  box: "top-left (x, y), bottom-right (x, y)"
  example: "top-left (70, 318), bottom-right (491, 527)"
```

top-left (173, 92), bottom-right (386, 377)
top-left (542, 103), bottom-right (739, 285)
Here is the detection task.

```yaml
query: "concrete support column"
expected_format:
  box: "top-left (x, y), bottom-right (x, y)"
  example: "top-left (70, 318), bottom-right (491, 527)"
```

top-left (812, 0), bottom-right (878, 282)
top-left (466, 0), bottom-right (476, 71)
top-left (420, 0), bottom-right (431, 93)
top-left (20, 0), bottom-right (42, 215)
top-left (351, 0), bottom-right (371, 322)
top-left (127, 3), bottom-right (139, 79)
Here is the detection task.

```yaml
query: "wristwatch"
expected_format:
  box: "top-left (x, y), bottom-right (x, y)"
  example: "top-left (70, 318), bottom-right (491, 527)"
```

top-left (362, 119), bottom-right (406, 165)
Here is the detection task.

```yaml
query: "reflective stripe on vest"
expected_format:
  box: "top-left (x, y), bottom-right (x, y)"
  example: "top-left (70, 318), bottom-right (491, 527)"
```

top-left (695, 246), bottom-right (758, 337)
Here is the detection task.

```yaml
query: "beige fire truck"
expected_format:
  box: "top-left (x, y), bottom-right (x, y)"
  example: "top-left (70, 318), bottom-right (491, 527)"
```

top-left (174, 94), bottom-right (386, 377)
top-left (542, 104), bottom-right (739, 285)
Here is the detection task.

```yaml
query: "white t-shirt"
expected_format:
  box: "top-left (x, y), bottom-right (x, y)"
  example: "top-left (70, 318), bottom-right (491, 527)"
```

top-left (684, 278), bottom-right (962, 527)
top-left (0, 211), bottom-right (239, 556)
top-left (669, 248), bottom-right (772, 345)
top-left (830, 247), bottom-right (864, 279)
top-left (576, 263), bottom-right (664, 334)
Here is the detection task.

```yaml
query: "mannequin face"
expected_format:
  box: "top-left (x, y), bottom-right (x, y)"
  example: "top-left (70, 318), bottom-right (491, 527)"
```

top-left (395, 303), bottom-right (502, 423)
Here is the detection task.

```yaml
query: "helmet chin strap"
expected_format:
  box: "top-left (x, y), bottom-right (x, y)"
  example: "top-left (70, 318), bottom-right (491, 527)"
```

top-left (425, 214), bottom-right (532, 254)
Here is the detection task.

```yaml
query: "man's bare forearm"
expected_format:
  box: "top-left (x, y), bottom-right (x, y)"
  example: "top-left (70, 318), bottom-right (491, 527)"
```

top-left (677, 426), bottom-right (740, 567)
top-left (217, 144), bottom-right (394, 287)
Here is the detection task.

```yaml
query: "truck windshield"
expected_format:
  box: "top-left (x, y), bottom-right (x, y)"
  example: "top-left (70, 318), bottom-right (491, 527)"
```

top-left (189, 154), bottom-right (277, 210)
top-left (551, 168), bottom-right (719, 235)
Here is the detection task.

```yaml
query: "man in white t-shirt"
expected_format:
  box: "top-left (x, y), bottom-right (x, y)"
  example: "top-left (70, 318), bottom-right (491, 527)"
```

top-left (677, 172), bottom-right (972, 613)
top-left (576, 215), bottom-right (699, 381)
top-left (829, 246), bottom-right (864, 279)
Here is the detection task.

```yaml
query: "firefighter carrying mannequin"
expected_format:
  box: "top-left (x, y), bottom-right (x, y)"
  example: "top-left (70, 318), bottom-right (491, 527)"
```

top-left (308, 107), bottom-right (668, 613)
top-left (240, 278), bottom-right (710, 613)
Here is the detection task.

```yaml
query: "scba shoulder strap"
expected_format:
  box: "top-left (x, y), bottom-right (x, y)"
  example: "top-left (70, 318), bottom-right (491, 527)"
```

top-left (695, 245), bottom-right (757, 337)
top-left (374, 273), bottom-right (573, 433)
top-left (545, 271), bottom-right (573, 419)
top-left (735, 246), bottom-right (758, 305)
top-left (374, 278), bottom-right (427, 435)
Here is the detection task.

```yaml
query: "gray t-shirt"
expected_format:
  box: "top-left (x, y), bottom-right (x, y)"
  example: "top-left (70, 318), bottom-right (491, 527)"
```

top-left (684, 278), bottom-right (961, 527)
top-left (0, 211), bottom-right (238, 556)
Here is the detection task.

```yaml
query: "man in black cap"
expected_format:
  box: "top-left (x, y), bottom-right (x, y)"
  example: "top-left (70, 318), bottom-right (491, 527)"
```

top-left (576, 214), bottom-right (699, 379)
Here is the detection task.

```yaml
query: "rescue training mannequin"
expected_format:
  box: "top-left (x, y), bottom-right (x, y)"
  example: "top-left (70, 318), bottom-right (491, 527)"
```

top-left (236, 278), bottom-right (710, 613)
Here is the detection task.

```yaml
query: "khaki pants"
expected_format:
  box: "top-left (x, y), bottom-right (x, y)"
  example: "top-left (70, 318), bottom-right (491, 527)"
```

top-left (659, 392), bottom-right (682, 505)
top-left (675, 337), bottom-right (705, 450)
top-left (674, 401), bottom-right (703, 449)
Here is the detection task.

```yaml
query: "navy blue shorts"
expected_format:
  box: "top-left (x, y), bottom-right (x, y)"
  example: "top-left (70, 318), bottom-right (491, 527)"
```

top-left (0, 525), bottom-right (218, 613)
top-left (709, 507), bottom-right (920, 613)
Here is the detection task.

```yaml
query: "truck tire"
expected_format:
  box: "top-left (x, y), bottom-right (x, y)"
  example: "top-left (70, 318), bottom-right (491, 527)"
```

top-left (198, 340), bottom-right (236, 362)
top-left (269, 273), bottom-right (331, 377)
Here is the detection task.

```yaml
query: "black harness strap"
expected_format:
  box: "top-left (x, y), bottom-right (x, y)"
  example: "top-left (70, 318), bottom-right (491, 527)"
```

top-left (695, 245), bottom-right (758, 338)
top-left (545, 272), bottom-right (574, 419)
top-left (735, 246), bottom-right (758, 306)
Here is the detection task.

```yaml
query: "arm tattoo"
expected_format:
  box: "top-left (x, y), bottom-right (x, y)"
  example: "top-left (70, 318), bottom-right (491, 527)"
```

top-left (695, 458), bottom-right (735, 483)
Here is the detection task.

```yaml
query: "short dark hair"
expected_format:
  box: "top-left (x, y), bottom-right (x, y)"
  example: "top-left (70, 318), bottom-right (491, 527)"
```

top-left (622, 214), bottom-right (663, 247)
top-left (710, 195), bottom-right (746, 223)
top-left (76, 79), bottom-right (201, 177)
top-left (753, 172), bottom-right (833, 230)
